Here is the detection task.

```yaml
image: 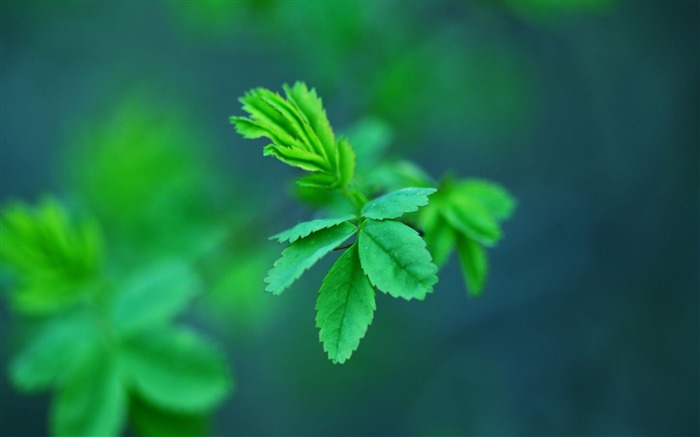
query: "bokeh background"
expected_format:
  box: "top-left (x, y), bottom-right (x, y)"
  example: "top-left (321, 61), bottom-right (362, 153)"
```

top-left (1, 0), bottom-right (698, 435)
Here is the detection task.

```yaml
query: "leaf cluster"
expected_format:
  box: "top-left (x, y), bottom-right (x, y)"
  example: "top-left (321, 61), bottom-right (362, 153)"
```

top-left (2, 200), bottom-right (231, 437)
top-left (231, 82), bottom-right (355, 192)
top-left (341, 119), bottom-right (516, 297)
top-left (1, 199), bottom-right (102, 314)
top-left (267, 187), bottom-right (438, 363)
top-left (232, 83), bottom-right (516, 364)
top-left (420, 178), bottom-right (516, 296)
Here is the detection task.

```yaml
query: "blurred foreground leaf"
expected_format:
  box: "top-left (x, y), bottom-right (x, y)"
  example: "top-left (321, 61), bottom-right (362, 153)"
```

top-left (0, 198), bottom-right (102, 315)
top-left (361, 187), bottom-right (436, 220)
top-left (112, 260), bottom-right (200, 334)
top-left (124, 327), bottom-right (231, 413)
top-left (52, 347), bottom-right (126, 437)
top-left (10, 313), bottom-right (97, 392)
top-left (504, 0), bottom-right (617, 26)
top-left (64, 94), bottom-right (223, 264)
top-left (3, 198), bottom-right (233, 436)
top-left (130, 395), bottom-right (208, 437)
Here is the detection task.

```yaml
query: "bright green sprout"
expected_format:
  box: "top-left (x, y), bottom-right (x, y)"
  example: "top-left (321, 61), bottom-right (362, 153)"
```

top-left (231, 82), bottom-right (355, 191)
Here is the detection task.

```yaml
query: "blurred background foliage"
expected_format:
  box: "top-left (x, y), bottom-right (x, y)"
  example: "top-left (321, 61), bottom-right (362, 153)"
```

top-left (1, 0), bottom-right (698, 436)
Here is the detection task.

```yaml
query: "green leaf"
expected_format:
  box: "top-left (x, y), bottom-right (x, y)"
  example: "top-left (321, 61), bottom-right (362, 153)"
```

top-left (124, 327), bottom-right (231, 413)
top-left (270, 215), bottom-right (356, 243)
top-left (455, 234), bottom-right (488, 297)
top-left (64, 95), bottom-right (217, 261)
top-left (263, 144), bottom-right (329, 172)
top-left (361, 187), bottom-right (437, 220)
top-left (52, 347), bottom-right (126, 437)
top-left (453, 179), bottom-right (516, 221)
top-left (233, 85), bottom-right (328, 164)
top-left (256, 88), bottom-right (326, 158)
top-left (10, 314), bottom-right (97, 392)
top-left (420, 204), bottom-right (455, 268)
top-left (441, 196), bottom-right (502, 247)
top-left (112, 260), bottom-right (200, 334)
top-left (236, 90), bottom-right (309, 152)
top-left (205, 248), bottom-right (277, 328)
top-left (265, 222), bottom-right (357, 295)
top-left (296, 172), bottom-right (338, 188)
top-left (231, 115), bottom-right (306, 152)
top-left (130, 395), bottom-right (208, 437)
top-left (337, 137), bottom-right (356, 187)
top-left (358, 220), bottom-right (438, 300)
top-left (283, 82), bottom-right (337, 163)
top-left (0, 199), bottom-right (103, 315)
top-left (233, 82), bottom-right (354, 188)
top-left (315, 244), bottom-right (376, 364)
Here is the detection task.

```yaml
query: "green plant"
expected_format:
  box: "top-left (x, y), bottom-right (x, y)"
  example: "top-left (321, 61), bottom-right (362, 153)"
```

top-left (232, 82), bottom-right (516, 364)
top-left (1, 199), bottom-right (231, 437)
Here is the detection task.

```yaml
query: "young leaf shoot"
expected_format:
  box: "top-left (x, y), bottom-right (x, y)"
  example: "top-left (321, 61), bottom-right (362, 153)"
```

top-left (232, 82), bottom-right (515, 363)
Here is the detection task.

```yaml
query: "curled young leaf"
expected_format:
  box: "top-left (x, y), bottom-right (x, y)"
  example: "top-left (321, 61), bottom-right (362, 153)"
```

top-left (282, 82), bottom-right (336, 163)
top-left (232, 82), bottom-right (355, 188)
top-left (52, 346), bottom-right (126, 437)
top-left (263, 144), bottom-right (330, 173)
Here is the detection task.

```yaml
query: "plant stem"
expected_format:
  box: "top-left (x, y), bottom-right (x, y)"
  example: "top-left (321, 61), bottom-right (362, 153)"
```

top-left (342, 184), bottom-right (368, 213)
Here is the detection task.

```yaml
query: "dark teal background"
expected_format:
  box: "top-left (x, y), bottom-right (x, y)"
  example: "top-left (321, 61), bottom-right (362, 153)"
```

top-left (1, 1), bottom-right (698, 435)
